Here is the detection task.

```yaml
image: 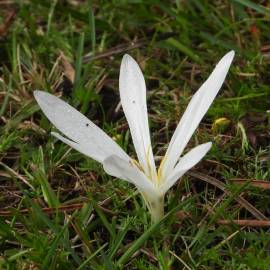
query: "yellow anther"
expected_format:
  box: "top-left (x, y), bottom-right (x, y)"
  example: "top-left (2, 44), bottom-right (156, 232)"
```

top-left (157, 155), bottom-right (167, 185)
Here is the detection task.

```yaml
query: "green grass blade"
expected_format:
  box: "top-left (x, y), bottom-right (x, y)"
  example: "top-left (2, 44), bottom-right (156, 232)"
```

top-left (93, 201), bottom-right (116, 239)
top-left (41, 212), bottom-right (77, 269)
top-left (166, 38), bottom-right (203, 64)
top-left (74, 32), bottom-right (85, 96)
top-left (108, 217), bottom-right (132, 259)
top-left (117, 197), bottom-right (193, 267)
top-left (88, 0), bottom-right (96, 53)
top-left (76, 243), bottom-right (108, 270)
top-left (232, 0), bottom-right (270, 16)
top-left (0, 76), bottom-right (12, 118)
top-left (34, 147), bottom-right (59, 208)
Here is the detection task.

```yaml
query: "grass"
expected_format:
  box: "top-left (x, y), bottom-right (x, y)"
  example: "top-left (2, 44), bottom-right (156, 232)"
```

top-left (0, 0), bottom-right (270, 269)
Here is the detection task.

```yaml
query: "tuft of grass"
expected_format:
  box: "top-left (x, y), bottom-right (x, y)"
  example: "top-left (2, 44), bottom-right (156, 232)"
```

top-left (0, 0), bottom-right (269, 269)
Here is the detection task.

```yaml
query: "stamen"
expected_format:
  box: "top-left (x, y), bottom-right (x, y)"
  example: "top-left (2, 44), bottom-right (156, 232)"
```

top-left (146, 144), bottom-right (154, 181)
top-left (130, 159), bottom-right (144, 172)
top-left (157, 155), bottom-right (167, 185)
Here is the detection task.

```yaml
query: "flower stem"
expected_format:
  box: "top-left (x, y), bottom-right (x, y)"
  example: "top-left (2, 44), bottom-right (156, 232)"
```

top-left (148, 195), bottom-right (164, 223)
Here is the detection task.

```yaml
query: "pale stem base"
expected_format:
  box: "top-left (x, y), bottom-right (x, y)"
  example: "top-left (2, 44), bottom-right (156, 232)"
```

top-left (147, 195), bottom-right (165, 223)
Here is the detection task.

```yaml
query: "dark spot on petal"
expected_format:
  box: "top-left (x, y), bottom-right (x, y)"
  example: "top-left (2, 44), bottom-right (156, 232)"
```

top-left (86, 123), bottom-right (89, 127)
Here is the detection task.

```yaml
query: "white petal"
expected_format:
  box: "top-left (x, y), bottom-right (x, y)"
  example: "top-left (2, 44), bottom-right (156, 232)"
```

top-left (160, 142), bottom-right (212, 194)
top-left (161, 51), bottom-right (234, 178)
top-left (52, 132), bottom-right (104, 163)
top-left (103, 155), bottom-right (157, 197)
top-left (119, 55), bottom-right (156, 180)
top-left (171, 142), bottom-right (212, 172)
top-left (34, 91), bottom-right (129, 163)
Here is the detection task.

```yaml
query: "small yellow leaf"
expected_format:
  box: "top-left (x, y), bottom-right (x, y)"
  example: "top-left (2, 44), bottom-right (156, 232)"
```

top-left (212, 117), bottom-right (230, 133)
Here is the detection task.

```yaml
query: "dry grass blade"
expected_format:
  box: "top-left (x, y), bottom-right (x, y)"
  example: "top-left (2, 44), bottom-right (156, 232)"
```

top-left (83, 32), bottom-right (176, 62)
top-left (0, 203), bottom-right (84, 216)
top-left (217, 219), bottom-right (270, 227)
top-left (0, 199), bottom-right (115, 216)
top-left (0, 161), bottom-right (34, 190)
top-left (59, 51), bottom-right (75, 83)
top-left (230, 179), bottom-right (270, 189)
top-left (187, 171), bottom-right (267, 220)
top-left (0, 9), bottom-right (16, 37)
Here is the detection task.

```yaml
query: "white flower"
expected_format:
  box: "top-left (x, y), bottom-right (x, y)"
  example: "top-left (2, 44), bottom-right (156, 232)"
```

top-left (34, 51), bottom-right (234, 222)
